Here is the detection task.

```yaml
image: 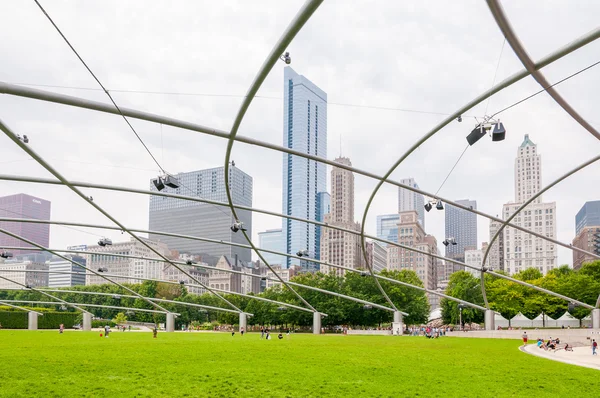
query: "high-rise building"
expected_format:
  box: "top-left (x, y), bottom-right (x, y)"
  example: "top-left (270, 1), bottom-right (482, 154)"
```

top-left (258, 229), bottom-right (286, 266)
top-left (0, 260), bottom-right (48, 289)
top-left (387, 211), bottom-right (438, 305)
top-left (464, 243), bottom-right (489, 278)
top-left (515, 134), bottom-right (542, 204)
top-left (149, 166), bottom-right (253, 264)
top-left (575, 201), bottom-right (600, 235)
top-left (282, 67), bottom-right (327, 270)
top-left (572, 201), bottom-right (600, 269)
top-left (47, 255), bottom-right (86, 288)
top-left (320, 157), bottom-right (363, 276)
top-left (0, 193), bottom-right (51, 255)
top-left (376, 214), bottom-right (400, 245)
top-left (572, 226), bottom-right (600, 270)
top-left (398, 178), bottom-right (425, 229)
top-left (445, 199), bottom-right (478, 271)
top-left (502, 135), bottom-right (557, 275)
top-left (265, 265), bottom-right (301, 289)
top-left (366, 240), bottom-right (387, 273)
top-left (488, 219), bottom-right (505, 272)
top-left (85, 237), bottom-right (172, 285)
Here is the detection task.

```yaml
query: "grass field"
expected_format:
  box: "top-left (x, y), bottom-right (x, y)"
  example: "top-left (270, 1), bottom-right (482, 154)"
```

top-left (1, 331), bottom-right (598, 397)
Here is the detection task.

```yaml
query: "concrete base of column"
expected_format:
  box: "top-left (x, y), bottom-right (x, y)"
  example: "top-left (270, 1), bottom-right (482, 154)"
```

top-left (393, 311), bottom-right (404, 335)
top-left (485, 309), bottom-right (495, 330)
top-left (28, 312), bottom-right (39, 330)
top-left (592, 308), bottom-right (600, 329)
top-left (166, 313), bottom-right (175, 332)
top-left (239, 313), bottom-right (247, 333)
top-left (82, 312), bottom-right (92, 331)
top-left (312, 312), bottom-right (321, 335)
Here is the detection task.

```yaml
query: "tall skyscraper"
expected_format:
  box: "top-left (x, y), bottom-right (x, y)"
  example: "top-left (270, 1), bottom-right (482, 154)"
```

top-left (398, 178), bottom-right (425, 229)
top-left (502, 135), bottom-right (557, 275)
top-left (0, 193), bottom-right (51, 255)
top-left (320, 157), bottom-right (363, 276)
top-left (282, 67), bottom-right (327, 269)
top-left (376, 214), bottom-right (400, 245)
top-left (445, 199), bottom-right (478, 271)
top-left (149, 166), bottom-right (253, 264)
top-left (515, 134), bottom-right (542, 204)
top-left (488, 219), bottom-right (505, 272)
top-left (258, 228), bottom-right (286, 266)
top-left (572, 201), bottom-right (600, 270)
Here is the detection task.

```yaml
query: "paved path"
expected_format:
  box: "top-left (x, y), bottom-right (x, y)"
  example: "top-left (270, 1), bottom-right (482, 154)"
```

top-left (522, 344), bottom-right (600, 370)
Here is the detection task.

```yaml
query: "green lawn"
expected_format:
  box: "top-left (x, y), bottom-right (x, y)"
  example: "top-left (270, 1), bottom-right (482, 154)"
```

top-left (0, 331), bottom-right (597, 397)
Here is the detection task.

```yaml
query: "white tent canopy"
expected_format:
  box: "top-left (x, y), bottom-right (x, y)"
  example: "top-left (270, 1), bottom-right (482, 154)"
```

top-left (510, 312), bottom-right (533, 328)
top-left (554, 311), bottom-right (581, 328)
top-left (494, 313), bottom-right (509, 328)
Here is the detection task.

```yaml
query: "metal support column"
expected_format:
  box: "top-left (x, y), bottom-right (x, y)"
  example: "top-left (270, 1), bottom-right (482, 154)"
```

top-left (28, 311), bottom-right (39, 330)
top-left (239, 312), bottom-right (247, 333)
top-left (312, 312), bottom-right (322, 335)
top-left (592, 308), bottom-right (600, 329)
top-left (166, 313), bottom-right (175, 332)
top-left (485, 310), bottom-right (495, 331)
top-left (393, 311), bottom-right (404, 335)
top-left (83, 312), bottom-right (92, 331)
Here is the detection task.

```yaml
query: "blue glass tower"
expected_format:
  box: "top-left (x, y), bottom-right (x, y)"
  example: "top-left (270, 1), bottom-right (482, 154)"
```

top-left (282, 67), bottom-right (327, 269)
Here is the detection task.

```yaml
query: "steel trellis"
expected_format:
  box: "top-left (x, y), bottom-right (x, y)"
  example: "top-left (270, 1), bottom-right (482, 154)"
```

top-left (1, 81), bottom-right (598, 262)
top-left (0, 118), bottom-right (241, 314)
top-left (0, 173), bottom-right (596, 263)
top-left (0, 244), bottom-right (393, 314)
top-left (0, 300), bottom-right (174, 315)
top-left (0, 6), bottom-right (598, 321)
top-left (0, 287), bottom-right (243, 315)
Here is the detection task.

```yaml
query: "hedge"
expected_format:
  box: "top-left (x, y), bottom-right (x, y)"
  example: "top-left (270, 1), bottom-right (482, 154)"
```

top-left (92, 320), bottom-right (117, 328)
top-left (0, 311), bottom-right (78, 329)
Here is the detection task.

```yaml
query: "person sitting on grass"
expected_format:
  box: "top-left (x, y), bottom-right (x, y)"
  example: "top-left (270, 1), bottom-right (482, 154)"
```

top-left (278, 333), bottom-right (283, 340)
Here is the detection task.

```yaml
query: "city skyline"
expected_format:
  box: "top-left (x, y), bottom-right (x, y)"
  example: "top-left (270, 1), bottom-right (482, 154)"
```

top-left (2, 2), bottom-right (600, 270)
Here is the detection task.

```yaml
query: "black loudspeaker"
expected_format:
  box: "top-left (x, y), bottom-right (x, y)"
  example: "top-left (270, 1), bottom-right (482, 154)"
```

top-left (492, 122), bottom-right (506, 141)
top-left (466, 124), bottom-right (486, 145)
top-left (153, 177), bottom-right (165, 191)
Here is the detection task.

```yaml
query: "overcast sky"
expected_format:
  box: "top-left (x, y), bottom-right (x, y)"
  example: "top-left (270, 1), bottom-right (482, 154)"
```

top-left (1, 0), bottom-right (599, 267)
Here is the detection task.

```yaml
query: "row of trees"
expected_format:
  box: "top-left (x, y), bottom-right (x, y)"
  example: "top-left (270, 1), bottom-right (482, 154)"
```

top-left (0, 270), bottom-right (430, 328)
top-left (441, 260), bottom-right (600, 326)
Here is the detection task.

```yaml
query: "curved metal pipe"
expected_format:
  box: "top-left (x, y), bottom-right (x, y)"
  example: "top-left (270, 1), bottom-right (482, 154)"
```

top-left (223, 0), bottom-right (323, 313)
top-left (487, 0), bottom-right (600, 140)
top-left (0, 299), bottom-right (174, 314)
top-left (481, 154), bottom-right (600, 307)
top-left (0, 300), bottom-right (44, 315)
top-left (21, 288), bottom-right (243, 315)
top-left (0, 118), bottom-right (240, 314)
top-left (0, 224), bottom-right (169, 314)
top-left (0, 266), bottom-right (89, 313)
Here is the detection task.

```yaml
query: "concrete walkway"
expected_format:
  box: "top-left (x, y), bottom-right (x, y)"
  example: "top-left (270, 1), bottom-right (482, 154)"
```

top-left (522, 344), bottom-right (600, 370)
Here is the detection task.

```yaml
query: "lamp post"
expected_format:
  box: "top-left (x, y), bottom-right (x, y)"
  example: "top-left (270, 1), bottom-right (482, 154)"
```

top-left (458, 304), bottom-right (465, 331)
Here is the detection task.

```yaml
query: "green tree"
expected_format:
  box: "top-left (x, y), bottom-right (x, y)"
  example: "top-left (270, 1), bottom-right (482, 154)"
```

top-left (113, 312), bottom-right (127, 325)
top-left (441, 271), bottom-right (484, 325)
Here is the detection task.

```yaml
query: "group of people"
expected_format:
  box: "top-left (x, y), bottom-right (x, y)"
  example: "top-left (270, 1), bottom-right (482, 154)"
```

top-left (407, 326), bottom-right (450, 338)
